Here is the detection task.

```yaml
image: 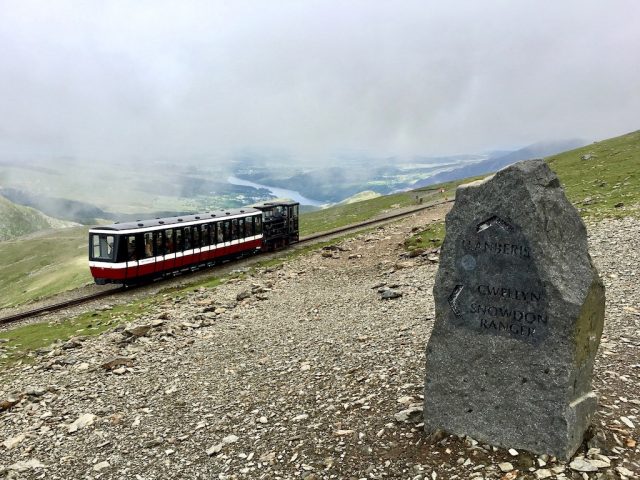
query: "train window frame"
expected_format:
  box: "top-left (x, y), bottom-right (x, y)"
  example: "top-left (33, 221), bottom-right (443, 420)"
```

top-left (231, 218), bottom-right (238, 240)
top-left (91, 233), bottom-right (115, 261)
top-left (192, 226), bottom-right (200, 248)
top-left (175, 228), bottom-right (183, 251)
top-left (165, 229), bottom-right (175, 254)
top-left (143, 232), bottom-right (154, 259)
top-left (237, 218), bottom-right (244, 239)
top-left (255, 216), bottom-right (262, 235)
top-left (126, 235), bottom-right (138, 261)
top-left (216, 221), bottom-right (223, 244)
top-left (201, 224), bottom-right (210, 247)
top-left (245, 217), bottom-right (254, 237)
top-left (223, 220), bottom-right (231, 242)
top-left (183, 227), bottom-right (192, 250)
top-left (209, 222), bottom-right (217, 245)
top-left (154, 230), bottom-right (166, 256)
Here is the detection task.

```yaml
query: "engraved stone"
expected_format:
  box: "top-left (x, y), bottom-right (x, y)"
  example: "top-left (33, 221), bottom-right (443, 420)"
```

top-left (424, 159), bottom-right (605, 460)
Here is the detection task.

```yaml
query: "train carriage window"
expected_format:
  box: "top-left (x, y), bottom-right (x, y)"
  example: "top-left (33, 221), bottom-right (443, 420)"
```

top-left (246, 217), bottom-right (254, 237)
top-left (231, 219), bottom-right (238, 240)
top-left (175, 229), bottom-right (183, 251)
top-left (127, 235), bottom-right (137, 261)
top-left (255, 216), bottom-right (262, 235)
top-left (183, 227), bottom-right (192, 250)
top-left (165, 229), bottom-right (175, 253)
top-left (201, 224), bottom-right (210, 247)
top-left (293, 205), bottom-right (299, 218)
top-left (237, 218), bottom-right (244, 239)
top-left (222, 221), bottom-right (231, 242)
top-left (143, 232), bottom-right (154, 258)
top-left (210, 223), bottom-right (218, 245)
top-left (91, 234), bottom-right (115, 261)
top-left (155, 231), bottom-right (166, 255)
top-left (219, 222), bottom-right (226, 243)
top-left (192, 226), bottom-right (200, 248)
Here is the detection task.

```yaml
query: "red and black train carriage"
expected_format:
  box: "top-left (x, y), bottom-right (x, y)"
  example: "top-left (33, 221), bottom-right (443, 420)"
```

top-left (89, 201), bottom-right (299, 285)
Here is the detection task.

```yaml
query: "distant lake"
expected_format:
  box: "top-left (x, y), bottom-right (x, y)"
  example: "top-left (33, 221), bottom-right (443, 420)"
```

top-left (227, 176), bottom-right (324, 207)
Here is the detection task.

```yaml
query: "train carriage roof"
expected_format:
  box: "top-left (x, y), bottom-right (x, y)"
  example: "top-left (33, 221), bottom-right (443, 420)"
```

top-left (92, 207), bottom-right (261, 232)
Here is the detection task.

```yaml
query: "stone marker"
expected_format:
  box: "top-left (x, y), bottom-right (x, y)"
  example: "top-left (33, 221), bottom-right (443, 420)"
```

top-left (424, 159), bottom-right (605, 460)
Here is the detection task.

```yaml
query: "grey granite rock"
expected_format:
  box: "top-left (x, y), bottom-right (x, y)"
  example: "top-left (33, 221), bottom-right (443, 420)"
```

top-left (424, 159), bottom-right (605, 460)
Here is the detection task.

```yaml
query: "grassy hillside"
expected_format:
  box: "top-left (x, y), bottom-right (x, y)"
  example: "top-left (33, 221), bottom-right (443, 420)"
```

top-left (0, 195), bottom-right (74, 241)
top-left (0, 227), bottom-right (91, 309)
top-left (546, 129), bottom-right (639, 218)
top-left (300, 185), bottom-right (454, 235)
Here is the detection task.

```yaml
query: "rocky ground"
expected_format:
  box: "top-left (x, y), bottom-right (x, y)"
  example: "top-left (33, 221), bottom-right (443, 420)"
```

top-left (0, 205), bottom-right (638, 480)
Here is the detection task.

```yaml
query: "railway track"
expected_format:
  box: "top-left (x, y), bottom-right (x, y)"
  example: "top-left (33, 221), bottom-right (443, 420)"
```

top-left (0, 199), bottom-right (452, 327)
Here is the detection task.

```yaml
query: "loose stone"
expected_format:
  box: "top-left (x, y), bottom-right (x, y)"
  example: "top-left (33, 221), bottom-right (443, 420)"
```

top-left (93, 461), bottom-right (110, 472)
top-left (569, 457), bottom-right (598, 472)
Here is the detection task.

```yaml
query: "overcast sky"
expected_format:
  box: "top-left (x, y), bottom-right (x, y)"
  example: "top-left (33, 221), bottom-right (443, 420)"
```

top-left (1, 0), bottom-right (639, 163)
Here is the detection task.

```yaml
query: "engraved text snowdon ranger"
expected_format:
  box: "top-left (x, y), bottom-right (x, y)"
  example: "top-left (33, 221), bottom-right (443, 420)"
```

top-left (448, 215), bottom-right (548, 342)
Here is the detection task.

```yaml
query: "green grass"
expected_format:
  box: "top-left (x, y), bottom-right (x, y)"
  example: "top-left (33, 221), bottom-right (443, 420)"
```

top-left (546, 130), bottom-right (640, 218)
top-left (0, 294), bottom-right (165, 366)
top-left (0, 227), bottom-right (92, 309)
top-left (300, 184), bottom-right (455, 236)
top-left (404, 222), bottom-right (446, 251)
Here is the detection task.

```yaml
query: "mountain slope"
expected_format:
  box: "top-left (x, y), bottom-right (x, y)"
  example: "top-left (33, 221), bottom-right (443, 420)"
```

top-left (414, 139), bottom-right (587, 187)
top-left (0, 195), bottom-right (75, 241)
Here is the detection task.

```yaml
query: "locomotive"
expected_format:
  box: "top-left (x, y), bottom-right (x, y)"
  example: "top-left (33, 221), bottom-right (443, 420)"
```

top-left (88, 201), bottom-right (299, 285)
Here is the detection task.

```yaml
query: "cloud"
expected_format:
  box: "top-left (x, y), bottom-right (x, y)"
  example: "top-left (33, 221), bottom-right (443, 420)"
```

top-left (0, 0), bottom-right (638, 162)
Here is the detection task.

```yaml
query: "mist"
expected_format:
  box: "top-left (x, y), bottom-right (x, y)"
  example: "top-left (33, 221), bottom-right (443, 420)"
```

top-left (0, 0), bottom-right (639, 165)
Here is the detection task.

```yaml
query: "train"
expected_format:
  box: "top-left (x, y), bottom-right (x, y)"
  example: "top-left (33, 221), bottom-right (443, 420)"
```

top-left (88, 201), bottom-right (300, 285)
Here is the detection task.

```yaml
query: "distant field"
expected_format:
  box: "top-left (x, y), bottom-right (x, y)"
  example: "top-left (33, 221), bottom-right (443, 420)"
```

top-left (0, 129), bottom-right (637, 310)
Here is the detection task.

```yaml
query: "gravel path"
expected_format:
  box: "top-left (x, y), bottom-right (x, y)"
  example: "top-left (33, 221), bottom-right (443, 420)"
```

top-left (0, 207), bottom-right (638, 480)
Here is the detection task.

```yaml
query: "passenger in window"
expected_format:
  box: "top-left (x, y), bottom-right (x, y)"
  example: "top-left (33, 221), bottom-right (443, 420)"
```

top-left (156, 236), bottom-right (164, 255)
top-left (165, 231), bottom-right (174, 253)
top-left (128, 239), bottom-right (137, 261)
top-left (145, 238), bottom-right (153, 257)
